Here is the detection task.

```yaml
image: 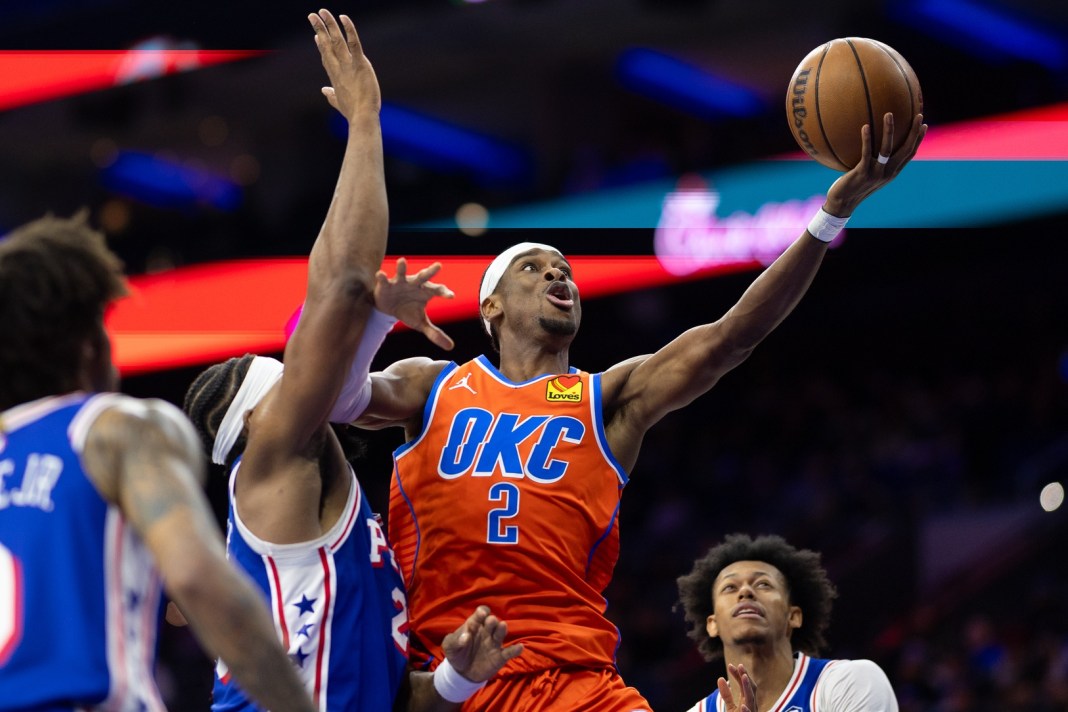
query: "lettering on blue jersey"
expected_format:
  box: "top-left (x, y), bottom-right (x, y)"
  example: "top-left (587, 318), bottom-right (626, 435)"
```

top-left (0, 454), bottom-right (63, 512)
top-left (437, 408), bottom-right (586, 482)
top-left (367, 517), bottom-right (400, 574)
top-left (390, 587), bottom-right (409, 654)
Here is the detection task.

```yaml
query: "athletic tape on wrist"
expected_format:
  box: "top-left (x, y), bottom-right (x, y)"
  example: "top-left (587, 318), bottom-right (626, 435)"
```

top-left (807, 208), bottom-right (849, 243)
top-left (433, 659), bottom-right (486, 704)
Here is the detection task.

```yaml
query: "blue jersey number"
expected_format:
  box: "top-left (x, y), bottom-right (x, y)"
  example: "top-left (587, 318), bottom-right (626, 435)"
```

top-left (487, 482), bottom-right (520, 544)
top-left (0, 542), bottom-right (24, 664)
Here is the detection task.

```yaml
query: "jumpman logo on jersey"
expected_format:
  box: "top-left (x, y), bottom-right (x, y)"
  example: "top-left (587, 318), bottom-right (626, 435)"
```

top-left (448, 373), bottom-right (477, 394)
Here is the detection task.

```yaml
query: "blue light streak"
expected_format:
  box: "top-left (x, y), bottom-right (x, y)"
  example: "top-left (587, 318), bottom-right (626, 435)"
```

top-left (615, 47), bottom-right (766, 120)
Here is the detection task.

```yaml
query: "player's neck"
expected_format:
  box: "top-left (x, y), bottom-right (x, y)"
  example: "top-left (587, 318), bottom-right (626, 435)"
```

top-left (724, 644), bottom-right (796, 712)
top-left (497, 344), bottom-right (570, 381)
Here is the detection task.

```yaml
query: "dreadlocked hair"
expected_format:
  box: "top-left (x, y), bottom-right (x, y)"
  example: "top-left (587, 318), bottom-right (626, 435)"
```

top-left (676, 533), bottom-right (838, 662)
top-left (0, 211), bottom-right (127, 410)
top-left (182, 354), bottom-right (256, 466)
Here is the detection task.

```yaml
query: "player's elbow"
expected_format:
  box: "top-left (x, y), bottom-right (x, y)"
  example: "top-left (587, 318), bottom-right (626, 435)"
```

top-left (336, 266), bottom-right (376, 304)
top-left (311, 266), bottom-right (375, 312)
top-left (161, 552), bottom-right (219, 615)
top-left (700, 323), bottom-right (758, 376)
top-left (163, 552), bottom-right (262, 633)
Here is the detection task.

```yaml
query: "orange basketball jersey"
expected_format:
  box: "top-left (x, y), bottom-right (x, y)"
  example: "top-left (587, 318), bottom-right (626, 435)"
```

top-left (389, 356), bottom-right (629, 675)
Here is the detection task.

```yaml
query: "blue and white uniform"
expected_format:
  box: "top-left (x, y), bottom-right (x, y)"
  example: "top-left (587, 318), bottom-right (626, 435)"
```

top-left (212, 460), bottom-right (409, 711)
top-left (687, 652), bottom-right (899, 712)
top-left (0, 393), bottom-right (165, 712)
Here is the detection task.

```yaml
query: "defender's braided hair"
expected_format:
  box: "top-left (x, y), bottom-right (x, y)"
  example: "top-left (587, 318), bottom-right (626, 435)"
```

top-left (183, 354), bottom-right (369, 469)
top-left (0, 212), bottom-right (127, 410)
top-left (182, 354), bottom-right (256, 466)
top-left (676, 533), bottom-right (838, 661)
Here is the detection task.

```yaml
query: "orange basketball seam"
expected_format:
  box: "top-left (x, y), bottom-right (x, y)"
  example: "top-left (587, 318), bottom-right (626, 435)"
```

top-left (813, 43), bottom-right (840, 170)
top-left (845, 38), bottom-right (874, 171)
top-left (874, 41), bottom-right (917, 127)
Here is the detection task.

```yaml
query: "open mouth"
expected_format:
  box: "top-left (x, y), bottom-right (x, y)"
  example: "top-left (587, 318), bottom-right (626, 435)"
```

top-left (733, 604), bottom-right (764, 619)
top-left (545, 282), bottom-right (574, 309)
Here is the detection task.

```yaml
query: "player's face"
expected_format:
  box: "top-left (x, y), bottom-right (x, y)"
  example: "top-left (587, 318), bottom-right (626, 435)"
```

top-left (497, 249), bottom-right (580, 343)
top-left (706, 560), bottom-right (801, 649)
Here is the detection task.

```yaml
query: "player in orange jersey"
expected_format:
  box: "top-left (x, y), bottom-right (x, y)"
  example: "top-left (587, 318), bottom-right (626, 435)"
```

top-left (351, 113), bottom-right (926, 709)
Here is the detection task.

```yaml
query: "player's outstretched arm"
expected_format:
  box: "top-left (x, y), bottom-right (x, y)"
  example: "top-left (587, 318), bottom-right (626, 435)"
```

top-left (605, 113), bottom-right (927, 454)
top-left (398, 605), bottom-right (523, 712)
top-left (82, 399), bottom-right (315, 712)
top-left (247, 10), bottom-right (388, 470)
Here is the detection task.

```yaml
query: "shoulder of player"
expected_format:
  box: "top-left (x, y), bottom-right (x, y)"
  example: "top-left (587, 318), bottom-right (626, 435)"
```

top-left (89, 395), bottom-right (194, 444)
top-left (600, 354), bottom-right (653, 400)
top-left (81, 395), bottom-right (201, 501)
top-left (84, 396), bottom-right (200, 474)
top-left (818, 658), bottom-right (895, 695)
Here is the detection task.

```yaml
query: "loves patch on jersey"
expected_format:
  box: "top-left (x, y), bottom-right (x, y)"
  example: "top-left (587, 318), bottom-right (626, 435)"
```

top-left (546, 375), bottom-right (582, 403)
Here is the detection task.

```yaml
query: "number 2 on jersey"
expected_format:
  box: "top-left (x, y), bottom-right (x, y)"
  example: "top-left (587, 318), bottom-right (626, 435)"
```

top-left (487, 482), bottom-right (520, 544)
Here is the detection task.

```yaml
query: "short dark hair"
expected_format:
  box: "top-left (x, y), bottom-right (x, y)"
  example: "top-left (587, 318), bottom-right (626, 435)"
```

top-left (183, 354), bottom-right (256, 466)
top-left (676, 533), bottom-right (837, 661)
top-left (0, 212), bottom-right (127, 410)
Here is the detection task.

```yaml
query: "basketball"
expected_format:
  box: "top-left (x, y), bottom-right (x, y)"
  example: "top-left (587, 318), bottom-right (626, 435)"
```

top-left (786, 38), bottom-right (922, 172)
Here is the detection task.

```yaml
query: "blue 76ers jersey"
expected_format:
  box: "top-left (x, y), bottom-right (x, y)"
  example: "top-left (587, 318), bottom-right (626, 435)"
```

top-left (213, 460), bottom-right (409, 711)
top-left (690, 653), bottom-right (833, 712)
top-left (0, 393), bottom-right (166, 711)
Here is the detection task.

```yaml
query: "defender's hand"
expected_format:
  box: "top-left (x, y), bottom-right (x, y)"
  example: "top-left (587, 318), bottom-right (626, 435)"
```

top-left (308, 9), bottom-right (381, 119)
top-left (374, 257), bottom-right (455, 351)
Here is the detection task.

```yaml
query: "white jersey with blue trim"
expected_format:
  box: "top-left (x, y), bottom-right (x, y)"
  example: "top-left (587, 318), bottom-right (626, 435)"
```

top-left (687, 652), bottom-right (899, 712)
top-left (212, 459), bottom-right (409, 711)
top-left (0, 393), bottom-right (166, 712)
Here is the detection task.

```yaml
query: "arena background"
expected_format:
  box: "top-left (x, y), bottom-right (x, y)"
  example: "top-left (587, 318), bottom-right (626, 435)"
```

top-left (2, 2), bottom-right (1066, 710)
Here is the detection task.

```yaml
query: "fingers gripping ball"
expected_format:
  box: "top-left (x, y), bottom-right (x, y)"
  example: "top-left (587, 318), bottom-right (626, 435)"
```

top-left (787, 37), bottom-right (923, 171)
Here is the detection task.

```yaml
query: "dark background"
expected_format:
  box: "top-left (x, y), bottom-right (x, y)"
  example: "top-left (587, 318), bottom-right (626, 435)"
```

top-left (2, 1), bottom-right (1067, 710)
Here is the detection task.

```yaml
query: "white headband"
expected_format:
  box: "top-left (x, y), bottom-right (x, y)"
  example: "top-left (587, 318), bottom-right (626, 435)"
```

top-left (211, 356), bottom-right (283, 465)
top-left (478, 242), bottom-right (562, 334)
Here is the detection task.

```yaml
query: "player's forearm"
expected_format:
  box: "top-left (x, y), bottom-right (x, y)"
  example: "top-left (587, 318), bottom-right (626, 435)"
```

top-left (172, 559), bottom-right (315, 712)
top-left (308, 110), bottom-right (387, 296)
top-left (718, 232), bottom-right (827, 352)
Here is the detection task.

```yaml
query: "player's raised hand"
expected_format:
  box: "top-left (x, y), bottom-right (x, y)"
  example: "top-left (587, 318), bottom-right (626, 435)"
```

top-left (824, 112), bottom-right (926, 218)
top-left (308, 9), bottom-right (380, 119)
top-left (374, 257), bottom-right (456, 351)
top-left (441, 605), bottom-right (523, 684)
top-left (718, 662), bottom-right (756, 712)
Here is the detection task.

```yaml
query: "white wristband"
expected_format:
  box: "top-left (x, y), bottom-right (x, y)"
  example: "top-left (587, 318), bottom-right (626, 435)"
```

top-left (433, 659), bottom-right (486, 704)
top-left (807, 208), bottom-right (849, 243)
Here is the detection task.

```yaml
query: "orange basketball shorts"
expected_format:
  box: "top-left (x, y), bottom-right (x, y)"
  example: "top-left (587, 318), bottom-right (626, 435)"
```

top-left (462, 665), bottom-right (652, 711)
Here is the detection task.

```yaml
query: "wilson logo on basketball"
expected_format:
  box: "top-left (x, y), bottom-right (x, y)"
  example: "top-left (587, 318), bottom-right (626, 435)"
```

top-left (546, 376), bottom-right (582, 402)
